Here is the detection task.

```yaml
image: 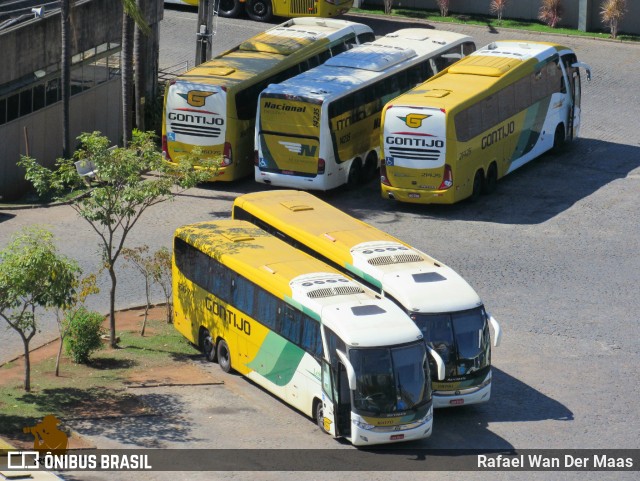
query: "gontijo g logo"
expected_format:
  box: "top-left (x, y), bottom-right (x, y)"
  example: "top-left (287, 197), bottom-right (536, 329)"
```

top-left (177, 90), bottom-right (216, 107)
top-left (398, 113), bottom-right (431, 128)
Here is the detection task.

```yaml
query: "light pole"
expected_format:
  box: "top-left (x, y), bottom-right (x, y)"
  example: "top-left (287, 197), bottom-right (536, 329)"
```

top-left (196, 0), bottom-right (215, 66)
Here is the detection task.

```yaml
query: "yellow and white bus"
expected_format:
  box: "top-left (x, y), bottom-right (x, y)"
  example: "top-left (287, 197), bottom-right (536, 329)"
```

top-left (233, 190), bottom-right (503, 408)
top-left (162, 18), bottom-right (374, 181)
top-left (255, 29), bottom-right (475, 190)
top-left (164, 0), bottom-right (353, 23)
top-left (173, 219), bottom-right (442, 445)
top-left (380, 40), bottom-right (592, 204)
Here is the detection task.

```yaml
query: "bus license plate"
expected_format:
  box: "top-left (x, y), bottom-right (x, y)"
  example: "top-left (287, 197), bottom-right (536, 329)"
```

top-left (450, 399), bottom-right (464, 405)
top-left (408, 193), bottom-right (420, 199)
top-left (390, 434), bottom-right (405, 441)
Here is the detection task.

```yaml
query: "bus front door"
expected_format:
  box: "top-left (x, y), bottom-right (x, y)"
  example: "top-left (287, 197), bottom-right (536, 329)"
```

top-left (320, 360), bottom-right (351, 438)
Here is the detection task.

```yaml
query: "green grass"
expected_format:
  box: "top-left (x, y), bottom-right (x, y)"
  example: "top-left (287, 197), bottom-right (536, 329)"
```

top-left (352, 7), bottom-right (639, 42)
top-left (0, 317), bottom-right (198, 438)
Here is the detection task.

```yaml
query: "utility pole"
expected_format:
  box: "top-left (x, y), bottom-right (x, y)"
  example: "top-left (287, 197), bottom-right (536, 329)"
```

top-left (196, 0), bottom-right (215, 66)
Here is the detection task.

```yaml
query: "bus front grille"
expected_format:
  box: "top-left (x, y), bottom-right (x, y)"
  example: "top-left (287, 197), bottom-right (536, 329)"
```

top-left (170, 123), bottom-right (221, 139)
top-left (290, 0), bottom-right (317, 15)
top-left (388, 147), bottom-right (441, 161)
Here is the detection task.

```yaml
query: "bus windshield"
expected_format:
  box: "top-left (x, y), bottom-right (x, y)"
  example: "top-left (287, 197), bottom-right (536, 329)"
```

top-left (350, 342), bottom-right (429, 415)
top-left (414, 307), bottom-right (490, 378)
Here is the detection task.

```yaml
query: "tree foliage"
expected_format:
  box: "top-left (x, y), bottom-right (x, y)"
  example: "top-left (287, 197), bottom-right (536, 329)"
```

top-left (20, 130), bottom-right (218, 348)
top-left (0, 227), bottom-right (80, 391)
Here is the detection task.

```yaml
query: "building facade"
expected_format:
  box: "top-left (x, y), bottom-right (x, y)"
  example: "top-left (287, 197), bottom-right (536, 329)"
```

top-left (0, 0), bottom-right (162, 201)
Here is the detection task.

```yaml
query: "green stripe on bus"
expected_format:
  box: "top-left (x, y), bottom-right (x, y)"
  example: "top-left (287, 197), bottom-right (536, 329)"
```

top-left (345, 263), bottom-right (383, 289)
top-left (246, 331), bottom-right (305, 386)
top-left (284, 295), bottom-right (321, 321)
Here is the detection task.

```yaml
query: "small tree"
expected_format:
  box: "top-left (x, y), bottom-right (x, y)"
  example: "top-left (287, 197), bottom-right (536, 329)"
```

top-left (122, 245), bottom-right (154, 335)
top-left (151, 247), bottom-right (173, 324)
top-left (437, 0), bottom-right (450, 17)
top-left (538, 0), bottom-right (564, 28)
top-left (0, 227), bottom-right (79, 391)
top-left (489, 0), bottom-right (509, 24)
top-left (64, 307), bottom-right (104, 364)
top-left (55, 274), bottom-right (99, 376)
top-left (20, 131), bottom-right (218, 348)
top-left (601, 0), bottom-right (627, 39)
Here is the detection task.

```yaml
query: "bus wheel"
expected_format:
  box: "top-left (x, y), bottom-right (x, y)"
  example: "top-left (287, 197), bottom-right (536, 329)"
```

top-left (200, 328), bottom-right (216, 362)
top-left (217, 339), bottom-right (232, 373)
top-left (245, 0), bottom-right (273, 22)
top-left (218, 0), bottom-right (242, 18)
top-left (315, 400), bottom-right (328, 433)
top-left (482, 163), bottom-right (498, 195)
top-left (347, 159), bottom-right (362, 188)
top-left (552, 123), bottom-right (566, 154)
top-left (470, 170), bottom-right (483, 202)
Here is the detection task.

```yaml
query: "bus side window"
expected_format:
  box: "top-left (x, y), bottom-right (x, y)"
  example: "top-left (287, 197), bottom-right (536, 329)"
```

top-left (455, 109), bottom-right (469, 142)
top-left (482, 94), bottom-right (499, 129)
top-left (514, 75), bottom-right (532, 113)
top-left (498, 84), bottom-right (516, 121)
top-left (281, 305), bottom-right (302, 345)
top-left (466, 103), bottom-right (483, 140)
top-left (301, 318), bottom-right (323, 358)
top-left (318, 49), bottom-right (331, 64)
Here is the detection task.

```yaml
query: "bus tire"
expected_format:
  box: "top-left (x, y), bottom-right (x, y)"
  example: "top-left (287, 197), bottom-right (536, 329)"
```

top-left (552, 123), bottom-right (566, 154)
top-left (218, 0), bottom-right (242, 18)
top-left (245, 0), bottom-right (273, 22)
top-left (217, 339), bottom-right (232, 373)
top-left (200, 328), bottom-right (216, 362)
top-left (363, 151), bottom-right (378, 182)
top-left (347, 159), bottom-right (362, 188)
top-left (315, 399), bottom-right (328, 433)
top-left (482, 163), bottom-right (498, 195)
top-left (470, 170), bottom-right (483, 202)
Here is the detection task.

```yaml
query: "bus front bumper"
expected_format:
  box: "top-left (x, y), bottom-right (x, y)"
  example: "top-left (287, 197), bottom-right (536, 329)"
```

top-left (349, 409), bottom-right (433, 446)
top-left (381, 184), bottom-right (456, 205)
top-left (433, 378), bottom-right (492, 408)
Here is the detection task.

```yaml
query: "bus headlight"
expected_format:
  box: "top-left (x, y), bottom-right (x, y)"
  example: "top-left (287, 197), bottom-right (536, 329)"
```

top-left (352, 418), bottom-right (375, 430)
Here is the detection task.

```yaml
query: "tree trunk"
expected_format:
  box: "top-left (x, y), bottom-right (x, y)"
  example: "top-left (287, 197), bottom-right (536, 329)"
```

top-left (61, 0), bottom-right (71, 158)
top-left (55, 336), bottom-right (64, 377)
top-left (109, 266), bottom-right (118, 348)
top-left (122, 12), bottom-right (135, 147)
top-left (141, 277), bottom-right (149, 336)
top-left (22, 336), bottom-right (31, 392)
top-left (134, 0), bottom-right (146, 132)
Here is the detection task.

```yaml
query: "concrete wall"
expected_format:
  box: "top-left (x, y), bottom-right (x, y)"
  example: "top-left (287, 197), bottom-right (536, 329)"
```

top-left (365, 0), bottom-right (640, 35)
top-left (0, 79), bottom-right (122, 200)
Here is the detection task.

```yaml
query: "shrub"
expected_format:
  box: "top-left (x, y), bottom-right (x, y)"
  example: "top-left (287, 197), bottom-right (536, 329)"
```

top-left (64, 307), bottom-right (104, 364)
top-left (489, 0), bottom-right (509, 24)
top-left (601, 0), bottom-right (627, 39)
top-left (538, 0), bottom-right (564, 28)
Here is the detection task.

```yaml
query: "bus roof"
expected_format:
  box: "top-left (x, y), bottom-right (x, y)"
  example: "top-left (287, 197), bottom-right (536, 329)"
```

top-left (260, 29), bottom-right (474, 101)
top-left (390, 40), bottom-right (568, 111)
top-left (175, 18), bottom-right (370, 89)
top-left (175, 220), bottom-right (423, 347)
top-left (233, 191), bottom-right (482, 312)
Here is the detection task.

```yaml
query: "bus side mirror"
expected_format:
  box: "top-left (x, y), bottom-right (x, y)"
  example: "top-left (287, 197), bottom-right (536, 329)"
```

top-left (572, 62), bottom-right (592, 81)
top-left (336, 350), bottom-right (357, 390)
top-left (488, 314), bottom-right (502, 347)
top-left (426, 346), bottom-right (445, 381)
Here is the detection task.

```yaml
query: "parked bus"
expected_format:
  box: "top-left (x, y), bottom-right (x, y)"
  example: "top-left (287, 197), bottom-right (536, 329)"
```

top-left (380, 40), bottom-right (592, 204)
top-left (233, 190), bottom-right (503, 408)
top-left (162, 18), bottom-right (374, 182)
top-left (173, 219), bottom-right (444, 445)
top-left (164, 0), bottom-right (353, 23)
top-left (255, 29), bottom-right (475, 190)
